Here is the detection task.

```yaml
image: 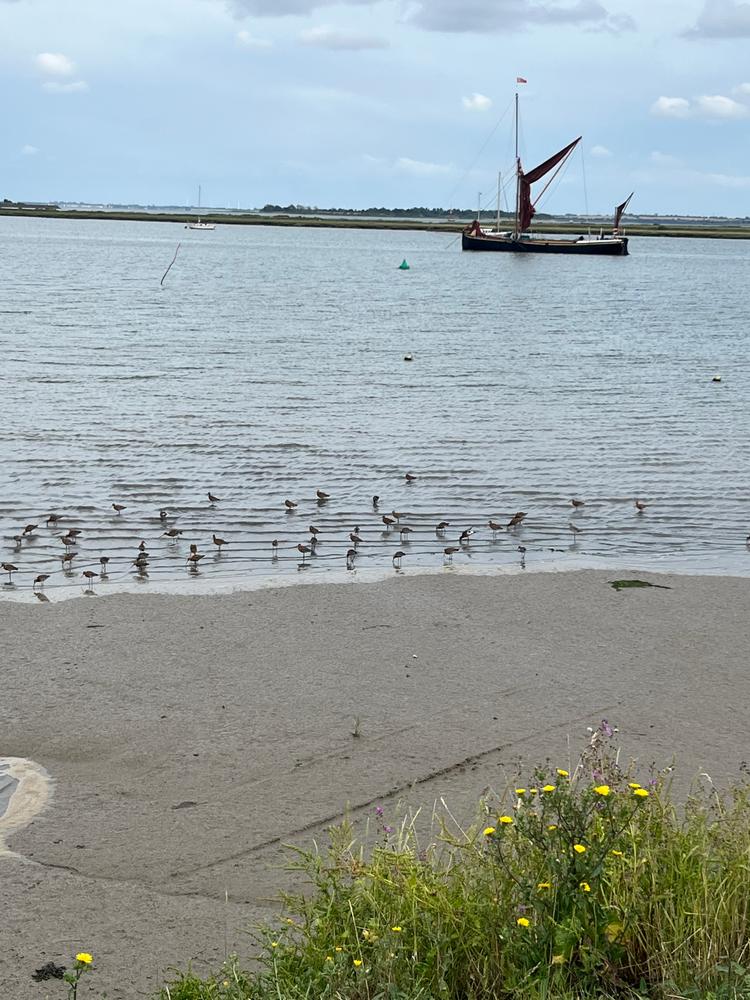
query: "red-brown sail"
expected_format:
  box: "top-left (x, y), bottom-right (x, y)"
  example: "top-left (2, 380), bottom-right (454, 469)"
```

top-left (517, 137), bottom-right (581, 232)
top-left (614, 192), bottom-right (633, 231)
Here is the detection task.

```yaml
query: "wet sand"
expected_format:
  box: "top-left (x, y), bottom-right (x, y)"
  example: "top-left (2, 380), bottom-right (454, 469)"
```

top-left (2, 570), bottom-right (749, 998)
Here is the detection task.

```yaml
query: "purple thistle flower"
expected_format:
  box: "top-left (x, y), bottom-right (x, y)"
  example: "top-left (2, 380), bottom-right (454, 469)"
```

top-left (383, 825), bottom-right (394, 834)
top-left (375, 806), bottom-right (384, 817)
top-left (601, 719), bottom-right (614, 738)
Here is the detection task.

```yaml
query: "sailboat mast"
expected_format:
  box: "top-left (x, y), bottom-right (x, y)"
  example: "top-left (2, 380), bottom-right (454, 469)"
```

top-left (496, 171), bottom-right (502, 232)
top-left (514, 91), bottom-right (520, 238)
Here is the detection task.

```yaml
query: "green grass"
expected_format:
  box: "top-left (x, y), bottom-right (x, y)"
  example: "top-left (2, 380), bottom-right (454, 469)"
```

top-left (159, 724), bottom-right (750, 1000)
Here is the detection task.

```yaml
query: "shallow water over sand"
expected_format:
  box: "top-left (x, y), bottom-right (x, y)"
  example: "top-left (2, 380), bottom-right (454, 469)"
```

top-left (1, 216), bottom-right (749, 600)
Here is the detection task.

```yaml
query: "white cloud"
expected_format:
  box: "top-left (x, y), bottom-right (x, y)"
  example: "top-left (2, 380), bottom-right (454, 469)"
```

top-left (650, 150), bottom-right (683, 166)
top-left (21, 144), bottom-right (38, 155)
top-left (224, 0), bottom-right (632, 33)
top-left (706, 171), bottom-right (750, 187)
top-left (35, 52), bottom-right (75, 77)
top-left (462, 92), bottom-right (492, 111)
top-left (298, 25), bottom-right (388, 49)
top-left (590, 144), bottom-right (612, 157)
top-left (395, 157), bottom-right (453, 176)
top-left (42, 80), bottom-right (88, 94)
top-left (735, 82), bottom-right (750, 95)
top-left (685, 0), bottom-right (750, 37)
top-left (651, 96), bottom-right (691, 118)
top-left (651, 92), bottom-right (749, 120)
top-left (694, 94), bottom-right (748, 118)
top-left (237, 29), bottom-right (272, 47)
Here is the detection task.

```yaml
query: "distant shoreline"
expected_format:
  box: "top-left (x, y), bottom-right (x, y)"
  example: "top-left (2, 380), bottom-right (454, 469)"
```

top-left (2, 206), bottom-right (750, 240)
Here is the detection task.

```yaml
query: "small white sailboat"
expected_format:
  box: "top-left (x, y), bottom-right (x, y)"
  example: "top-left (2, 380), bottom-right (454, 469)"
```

top-left (186, 184), bottom-right (216, 230)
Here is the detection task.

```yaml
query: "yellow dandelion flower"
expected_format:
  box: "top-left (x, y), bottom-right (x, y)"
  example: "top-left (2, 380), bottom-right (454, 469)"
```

top-left (517, 917), bottom-right (530, 927)
top-left (537, 881), bottom-right (552, 890)
top-left (530, 787), bottom-right (538, 794)
top-left (391, 926), bottom-right (402, 932)
top-left (542, 784), bottom-right (556, 793)
top-left (335, 946), bottom-right (343, 952)
top-left (75, 953), bottom-right (93, 965)
top-left (557, 768), bottom-right (569, 777)
top-left (483, 826), bottom-right (496, 836)
top-left (593, 784), bottom-right (611, 796)
top-left (611, 849), bottom-right (624, 857)
top-left (270, 942), bottom-right (278, 948)
top-left (573, 843), bottom-right (587, 854)
top-left (579, 881), bottom-right (591, 892)
top-left (547, 824), bottom-right (558, 831)
top-left (515, 787), bottom-right (526, 795)
top-left (498, 815), bottom-right (513, 824)
top-left (628, 782), bottom-right (641, 789)
top-left (325, 956), bottom-right (334, 963)
top-left (353, 959), bottom-right (362, 967)
top-left (223, 981), bottom-right (230, 988)
top-left (634, 788), bottom-right (649, 798)
top-left (551, 954), bottom-right (566, 965)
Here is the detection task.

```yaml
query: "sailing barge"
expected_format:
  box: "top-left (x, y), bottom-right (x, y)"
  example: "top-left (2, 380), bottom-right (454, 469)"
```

top-left (462, 94), bottom-right (631, 256)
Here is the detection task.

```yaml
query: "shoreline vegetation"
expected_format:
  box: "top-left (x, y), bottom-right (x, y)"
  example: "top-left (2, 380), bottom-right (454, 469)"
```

top-left (3, 204), bottom-right (750, 240)
top-left (160, 722), bottom-right (750, 999)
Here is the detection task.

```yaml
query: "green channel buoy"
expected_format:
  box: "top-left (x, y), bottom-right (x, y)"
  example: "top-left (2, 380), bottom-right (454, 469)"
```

top-left (399, 259), bottom-right (410, 270)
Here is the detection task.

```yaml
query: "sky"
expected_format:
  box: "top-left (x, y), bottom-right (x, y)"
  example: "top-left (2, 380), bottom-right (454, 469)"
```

top-left (2, 0), bottom-right (750, 215)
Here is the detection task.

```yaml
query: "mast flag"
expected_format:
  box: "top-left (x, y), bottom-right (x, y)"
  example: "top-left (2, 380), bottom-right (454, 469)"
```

top-left (517, 137), bottom-right (581, 232)
top-left (516, 76), bottom-right (527, 83)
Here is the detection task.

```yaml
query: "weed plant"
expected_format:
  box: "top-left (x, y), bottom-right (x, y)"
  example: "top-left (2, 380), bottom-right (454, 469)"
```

top-left (160, 724), bottom-right (750, 999)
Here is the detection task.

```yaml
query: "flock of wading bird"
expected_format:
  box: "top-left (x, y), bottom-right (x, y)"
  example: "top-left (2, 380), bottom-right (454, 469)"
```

top-left (1, 474), bottom-right (656, 599)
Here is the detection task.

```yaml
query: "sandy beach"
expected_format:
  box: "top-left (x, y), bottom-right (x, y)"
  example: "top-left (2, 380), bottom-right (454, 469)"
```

top-left (2, 569), bottom-right (749, 998)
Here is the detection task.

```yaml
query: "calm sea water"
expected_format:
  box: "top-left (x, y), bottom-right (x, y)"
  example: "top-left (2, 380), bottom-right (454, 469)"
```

top-left (1, 216), bottom-right (748, 600)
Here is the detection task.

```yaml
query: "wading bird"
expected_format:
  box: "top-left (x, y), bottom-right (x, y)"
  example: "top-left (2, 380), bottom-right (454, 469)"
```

top-left (459, 528), bottom-right (474, 544)
top-left (46, 513), bottom-right (61, 526)
top-left (285, 500), bottom-right (297, 511)
top-left (634, 499), bottom-right (649, 512)
top-left (570, 499), bottom-right (585, 508)
top-left (208, 492), bottom-right (221, 504)
top-left (163, 529), bottom-right (183, 538)
top-left (405, 473), bottom-right (417, 482)
top-left (349, 531), bottom-right (363, 546)
top-left (112, 503), bottom-right (126, 514)
top-left (372, 495), bottom-right (380, 508)
top-left (35, 592), bottom-right (50, 603)
top-left (82, 570), bottom-right (98, 589)
top-left (61, 552), bottom-right (77, 568)
top-left (393, 550), bottom-right (405, 567)
top-left (443, 547), bottom-right (459, 562)
top-left (399, 526), bottom-right (413, 541)
top-left (382, 515), bottom-right (396, 528)
top-left (488, 520), bottom-right (503, 537)
top-left (316, 490), bottom-right (330, 501)
top-left (212, 534), bottom-right (227, 551)
top-left (159, 510), bottom-right (168, 521)
top-left (33, 574), bottom-right (50, 589)
top-left (271, 539), bottom-right (278, 556)
top-left (99, 556), bottom-right (110, 574)
top-left (507, 512), bottom-right (527, 529)
top-left (391, 511), bottom-right (403, 523)
top-left (569, 523), bottom-right (581, 536)
top-left (23, 524), bottom-right (38, 536)
top-left (2, 563), bottom-right (18, 584)
top-left (346, 548), bottom-right (357, 570)
top-left (138, 540), bottom-right (148, 552)
top-left (308, 525), bottom-right (320, 537)
top-left (186, 552), bottom-right (204, 567)
top-left (297, 543), bottom-right (311, 563)
top-left (436, 521), bottom-right (450, 533)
